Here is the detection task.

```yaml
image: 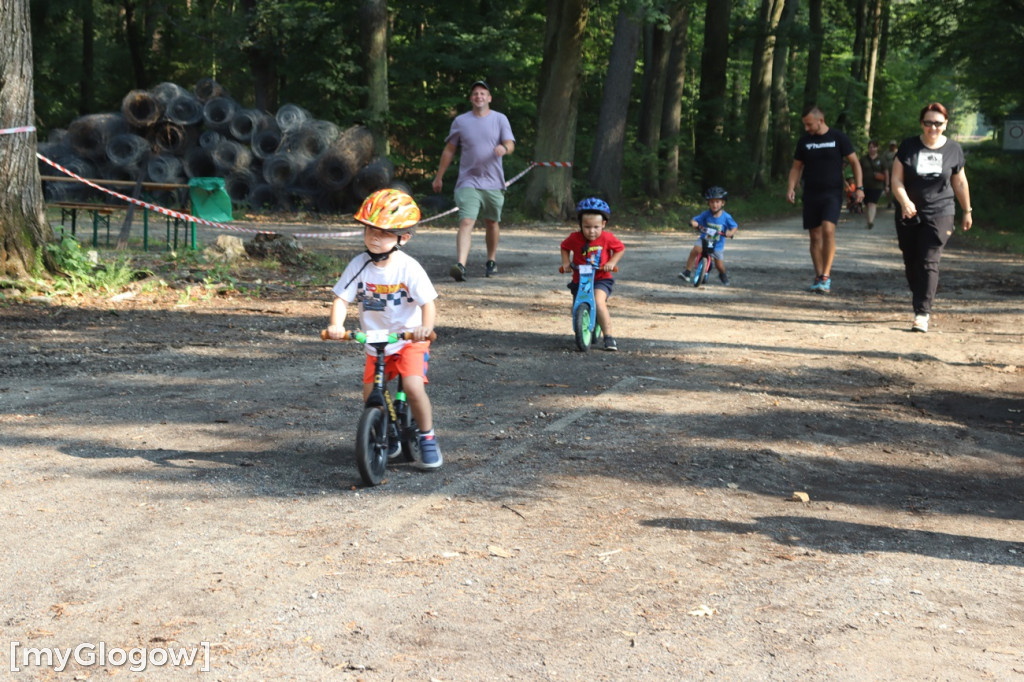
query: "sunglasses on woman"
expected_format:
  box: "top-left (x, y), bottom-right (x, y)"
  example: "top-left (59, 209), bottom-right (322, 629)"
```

top-left (921, 120), bottom-right (946, 127)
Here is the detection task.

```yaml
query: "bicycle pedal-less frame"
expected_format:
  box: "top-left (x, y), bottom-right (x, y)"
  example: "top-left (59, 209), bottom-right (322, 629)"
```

top-left (320, 329), bottom-right (434, 486)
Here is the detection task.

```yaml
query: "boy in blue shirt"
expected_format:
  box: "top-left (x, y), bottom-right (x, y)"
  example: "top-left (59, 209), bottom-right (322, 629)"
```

top-left (679, 186), bottom-right (738, 285)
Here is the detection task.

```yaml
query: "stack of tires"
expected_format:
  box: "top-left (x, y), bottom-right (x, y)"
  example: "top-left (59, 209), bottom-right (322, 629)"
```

top-left (38, 77), bottom-right (394, 214)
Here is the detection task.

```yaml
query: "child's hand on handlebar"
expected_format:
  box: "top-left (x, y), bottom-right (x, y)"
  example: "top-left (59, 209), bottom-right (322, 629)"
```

top-left (324, 324), bottom-right (348, 340)
top-left (600, 263), bottom-right (618, 272)
top-left (411, 326), bottom-right (434, 342)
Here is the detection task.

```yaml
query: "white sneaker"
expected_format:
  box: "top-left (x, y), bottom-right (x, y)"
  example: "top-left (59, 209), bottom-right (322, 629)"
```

top-left (912, 314), bottom-right (929, 333)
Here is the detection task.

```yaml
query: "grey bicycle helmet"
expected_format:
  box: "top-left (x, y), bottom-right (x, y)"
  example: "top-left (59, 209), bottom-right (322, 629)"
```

top-left (704, 186), bottom-right (728, 200)
top-left (576, 197), bottom-right (611, 220)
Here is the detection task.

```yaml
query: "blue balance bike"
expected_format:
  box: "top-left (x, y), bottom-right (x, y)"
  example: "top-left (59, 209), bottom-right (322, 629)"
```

top-left (563, 248), bottom-right (615, 352)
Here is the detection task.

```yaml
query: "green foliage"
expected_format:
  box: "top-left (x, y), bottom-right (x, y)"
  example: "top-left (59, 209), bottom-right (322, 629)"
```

top-left (42, 237), bottom-right (148, 295)
top-left (955, 144), bottom-right (1024, 253)
top-left (894, 0), bottom-right (1024, 123)
top-left (25, 0), bottom-right (1024, 228)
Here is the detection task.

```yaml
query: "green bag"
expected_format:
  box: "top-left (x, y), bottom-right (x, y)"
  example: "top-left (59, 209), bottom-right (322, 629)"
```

top-left (188, 177), bottom-right (233, 222)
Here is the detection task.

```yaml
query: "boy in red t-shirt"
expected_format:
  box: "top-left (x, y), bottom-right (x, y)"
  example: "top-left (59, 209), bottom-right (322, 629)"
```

top-left (559, 197), bottom-right (626, 351)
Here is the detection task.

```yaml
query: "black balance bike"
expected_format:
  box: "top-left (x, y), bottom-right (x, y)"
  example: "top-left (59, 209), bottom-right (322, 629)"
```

top-left (321, 329), bottom-right (435, 486)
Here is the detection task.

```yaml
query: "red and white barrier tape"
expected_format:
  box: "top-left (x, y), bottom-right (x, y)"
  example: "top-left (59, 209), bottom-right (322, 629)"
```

top-left (1, 125), bottom-right (36, 136)
top-left (37, 153), bottom-right (362, 239)
top-left (36, 151), bottom-right (572, 235)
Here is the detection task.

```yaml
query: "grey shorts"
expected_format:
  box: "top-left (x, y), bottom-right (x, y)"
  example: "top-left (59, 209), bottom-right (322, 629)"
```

top-left (455, 188), bottom-right (505, 222)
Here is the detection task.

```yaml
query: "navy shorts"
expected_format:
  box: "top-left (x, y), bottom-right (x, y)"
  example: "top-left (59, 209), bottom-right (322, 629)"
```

top-left (568, 278), bottom-right (614, 298)
top-left (802, 190), bottom-right (843, 230)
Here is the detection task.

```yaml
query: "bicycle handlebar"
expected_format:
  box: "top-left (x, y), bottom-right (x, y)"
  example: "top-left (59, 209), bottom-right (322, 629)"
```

top-left (695, 227), bottom-right (734, 239)
top-left (320, 329), bottom-right (437, 342)
top-left (559, 265), bottom-right (619, 273)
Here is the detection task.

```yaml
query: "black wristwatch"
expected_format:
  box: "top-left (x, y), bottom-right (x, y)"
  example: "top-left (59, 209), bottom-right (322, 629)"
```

top-left (856, 186), bottom-right (864, 191)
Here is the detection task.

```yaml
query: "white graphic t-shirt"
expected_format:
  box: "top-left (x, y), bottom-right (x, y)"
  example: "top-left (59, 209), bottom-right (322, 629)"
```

top-left (333, 250), bottom-right (438, 356)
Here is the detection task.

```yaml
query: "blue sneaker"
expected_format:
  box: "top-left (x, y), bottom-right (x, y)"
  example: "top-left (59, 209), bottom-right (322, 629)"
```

top-left (809, 275), bottom-right (831, 293)
top-left (415, 432), bottom-right (443, 470)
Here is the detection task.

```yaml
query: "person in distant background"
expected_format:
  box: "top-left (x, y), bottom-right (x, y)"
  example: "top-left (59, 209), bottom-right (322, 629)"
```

top-left (859, 140), bottom-right (887, 230)
top-left (889, 102), bottom-right (973, 333)
top-left (881, 139), bottom-right (899, 208)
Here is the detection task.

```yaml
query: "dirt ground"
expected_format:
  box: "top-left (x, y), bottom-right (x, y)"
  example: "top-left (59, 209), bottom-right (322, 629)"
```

top-left (1, 210), bottom-right (1022, 681)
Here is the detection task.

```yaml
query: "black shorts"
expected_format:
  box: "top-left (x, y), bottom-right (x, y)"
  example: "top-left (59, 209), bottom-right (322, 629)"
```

top-left (802, 190), bottom-right (843, 230)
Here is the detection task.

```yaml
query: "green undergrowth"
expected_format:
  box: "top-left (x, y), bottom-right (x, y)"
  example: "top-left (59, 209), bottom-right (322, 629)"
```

top-left (38, 237), bottom-right (150, 296)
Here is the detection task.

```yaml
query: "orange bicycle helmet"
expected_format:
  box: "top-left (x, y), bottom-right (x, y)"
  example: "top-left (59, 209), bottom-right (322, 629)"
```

top-left (354, 189), bottom-right (421, 231)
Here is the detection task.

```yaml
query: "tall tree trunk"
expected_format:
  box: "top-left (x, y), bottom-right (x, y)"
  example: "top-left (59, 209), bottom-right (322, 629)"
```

top-left (121, 0), bottom-right (148, 88)
top-left (1, 0), bottom-right (53, 279)
top-left (638, 15), bottom-right (672, 197)
top-left (838, 0), bottom-right (868, 131)
top-left (242, 0), bottom-right (279, 113)
top-left (861, 0), bottom-right (884, 138)
top-left (695, 0), bottom-right (731, 187)
top-left (588, 6), bottom-right (642, 203)
top-left (526, 0), bottom-right (589, 220)
top-left (803, 0), bottom-right (822, 110)
top-left (746, 0), bottom-right (786, 188)
top-left (659, 1), bottom-right (692, 199)
top-left (770, 0), bottom-right (798, 180)
top-left (361, 0), bottom-right (390, 156)
top-left (873, 0), bottom-right (892, 117)
top-left (79, 0), bottom-right (95, 115)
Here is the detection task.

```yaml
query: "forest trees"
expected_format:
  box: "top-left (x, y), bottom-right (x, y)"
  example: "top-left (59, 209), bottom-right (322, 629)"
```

top-left (360, 0), bottom-right (390, 155)
top-left (526, 0), bottom-right (589, 220)
top-left (694, 0), bottom-right (732, 188)
top-left (588, 6), bottom-right (643, 204)
top-left (8, 0), bottom-right (1018, 238)
top-left (1, 0), bottom-right (52, 278)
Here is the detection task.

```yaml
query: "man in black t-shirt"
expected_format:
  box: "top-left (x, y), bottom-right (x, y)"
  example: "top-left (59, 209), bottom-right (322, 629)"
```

top-left (786, 105), bottom-right (863, 293)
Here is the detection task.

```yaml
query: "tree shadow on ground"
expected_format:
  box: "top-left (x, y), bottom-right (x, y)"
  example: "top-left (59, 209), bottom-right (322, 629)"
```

top-left (642, 516), bottom-right (1024, 567)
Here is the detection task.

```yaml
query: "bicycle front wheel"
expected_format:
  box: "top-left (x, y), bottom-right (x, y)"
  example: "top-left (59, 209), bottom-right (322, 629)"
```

top-left (355, 406), bottom-right (388, 486)
top-left (573, 304), bottom-right (593, 351)
top-left (693, 256), bottom-right (709, 287)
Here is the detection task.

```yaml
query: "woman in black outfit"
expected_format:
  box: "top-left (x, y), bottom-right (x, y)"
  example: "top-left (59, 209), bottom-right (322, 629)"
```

top-left (890, 102), bottom-right (973, 333)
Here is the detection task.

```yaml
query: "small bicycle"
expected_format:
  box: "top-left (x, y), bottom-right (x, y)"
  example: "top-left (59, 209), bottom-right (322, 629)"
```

top-left (561, 249), bottom-right (616, 352)
top-left (320, 328), bottom-right (435, 486)
top-left (689, 226), bottom-right (731, 287)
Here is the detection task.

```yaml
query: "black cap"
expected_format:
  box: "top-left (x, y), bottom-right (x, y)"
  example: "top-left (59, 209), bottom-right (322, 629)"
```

top-left (470, 80), bottom-right (491, 92)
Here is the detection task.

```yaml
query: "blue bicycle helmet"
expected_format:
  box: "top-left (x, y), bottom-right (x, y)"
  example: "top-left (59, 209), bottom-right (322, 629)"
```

top-left (704, 186), bottom-right (728, 200)
top-left (576, 197), bottom-right (610, 220)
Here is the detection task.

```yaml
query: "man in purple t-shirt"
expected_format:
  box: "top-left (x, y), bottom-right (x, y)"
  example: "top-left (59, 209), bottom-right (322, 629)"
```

top-left (432, 80), bottom-right (516, 281)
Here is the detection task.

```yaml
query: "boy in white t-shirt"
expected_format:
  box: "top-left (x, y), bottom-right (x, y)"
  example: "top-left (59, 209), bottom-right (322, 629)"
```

top-left (325, 189), bottom-right (442, 470)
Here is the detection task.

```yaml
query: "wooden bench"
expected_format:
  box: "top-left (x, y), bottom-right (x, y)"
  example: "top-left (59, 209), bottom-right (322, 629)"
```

top-left (52, 202), bottom-right (116, 246)
top-left (43, 176), bottom-right (194, 250)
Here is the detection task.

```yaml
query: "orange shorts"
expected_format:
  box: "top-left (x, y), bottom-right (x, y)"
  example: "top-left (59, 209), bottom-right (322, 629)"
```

top-left (362, 341), bottom-right (430, 384)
